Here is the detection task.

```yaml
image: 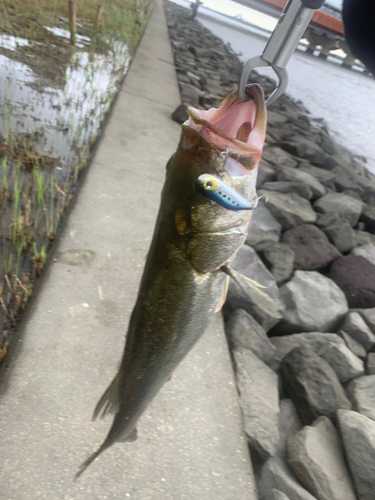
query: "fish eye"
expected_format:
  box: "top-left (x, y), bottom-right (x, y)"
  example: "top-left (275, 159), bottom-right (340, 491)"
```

top-left (206, 181), bottom-right (213, 189)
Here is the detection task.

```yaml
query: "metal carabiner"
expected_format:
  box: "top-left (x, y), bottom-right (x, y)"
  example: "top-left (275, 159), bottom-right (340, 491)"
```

top-left (238, 0), bottom-right (326, 106)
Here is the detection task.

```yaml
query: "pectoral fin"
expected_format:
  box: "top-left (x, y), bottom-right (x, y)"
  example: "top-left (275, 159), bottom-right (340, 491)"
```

top-left (221, 265), bottom-right (282, 318)
top-left (215, 275), bottom-right (230, 312)
top-left (92, 371), bottom-right (121, 421)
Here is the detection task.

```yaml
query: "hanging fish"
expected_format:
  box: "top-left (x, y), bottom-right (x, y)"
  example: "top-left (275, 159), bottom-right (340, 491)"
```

top-left (75, 84), bottom-right (282, 479)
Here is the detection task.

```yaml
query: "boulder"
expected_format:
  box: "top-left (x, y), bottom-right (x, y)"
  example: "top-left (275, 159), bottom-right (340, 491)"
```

top-left (265, 490), bottom-right (291, 500)
top-left (171, 103), bottom-right (189, 124)
top-left (233, 348), bottom-right (279, 458)
top-left (330, 166), bottom-right (362, 193)
top-left (261, 181), bottom-right (313, 200)
top-left (314, 193), bottom-right (363, 227)
top-left (328, 256), bottom-right (375, 309)
top-left (280, 346), bottom-right (351, 424)
top-left (276, 399), bottom-right (303, 458)
top-left (257, 160), bottom-right (276, 187)
top-left (179, 82), bottom-right (202, 107)
top-left (354, 308), bottom-right (375, 334)
top-left (225, 309), bottom-right (276, 364)
top-left (281, 138), bottom-right (326, 166)
top-left (270, 332), bottom-right (364, 382)
top-left (360, 204), bottom-right (375, 233)
top-left (224, 245), bottom-right (283, 332)
top-left (275, 166), bottom-right (326, 199)
top-left (258, 455), bottom-right (318, 500)
top-left (352, 243), bottom-right (375, 266)
top-left (286, 416), bottom-right (356, 500)
top-left (317, 212), bottom-right (357, 254)
top-left (367, 353), bottom-right (375, 375)
top-left (262, 147), bottom-right (298, 169)
top-left (246, 202), bottom-right (281, 251)
top-left (338, 330), bottom-right (367, 359)
top-left (258, 190), bottom-right (317, 231)
top-left (355, 230), bottom-right (375, 246)
top-left (341, 312), bottom-right (375, 351)
top-left (337, 410), bottom-right (375, 500)
top-left (281, 224), bottom-right (341, 271)
top-left (262, 242), bottom-right (295, 286)
top-left (267, 111), bottom-right (288, 126)
top-left (346, 375), bottom-right (375, 421)
top-left (298, 163), bottom-right (336, 186)
top-left (276, 271), bottom-right (348, 334)
top-left (342, 189), bottom-right (362, 201)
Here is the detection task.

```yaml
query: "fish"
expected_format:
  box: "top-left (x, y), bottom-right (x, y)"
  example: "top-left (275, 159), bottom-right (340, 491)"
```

top-left (75, 83), bottom-right (279, 479)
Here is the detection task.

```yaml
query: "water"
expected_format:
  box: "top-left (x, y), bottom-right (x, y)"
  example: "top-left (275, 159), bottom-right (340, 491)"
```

top-left (172, 0), bottom-right (375, 173)
top-left (0, 28), bottom-right (130, 351)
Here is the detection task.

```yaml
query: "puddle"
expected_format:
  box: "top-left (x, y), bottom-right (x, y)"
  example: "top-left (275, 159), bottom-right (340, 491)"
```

top-left (0, 28), bottom-right (130, 354)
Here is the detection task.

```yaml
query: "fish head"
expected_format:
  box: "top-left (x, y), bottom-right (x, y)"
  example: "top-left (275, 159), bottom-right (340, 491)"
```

top-left (165, 84), bottom-right (267, 272)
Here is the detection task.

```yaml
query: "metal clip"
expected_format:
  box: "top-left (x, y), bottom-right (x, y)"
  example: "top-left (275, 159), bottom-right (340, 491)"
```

top-left (238, 0), bottom-right (325, 106)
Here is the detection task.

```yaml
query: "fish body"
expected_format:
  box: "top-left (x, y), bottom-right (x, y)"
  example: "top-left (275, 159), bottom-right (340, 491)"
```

top-left (76, 84), bottom-right (267, 478)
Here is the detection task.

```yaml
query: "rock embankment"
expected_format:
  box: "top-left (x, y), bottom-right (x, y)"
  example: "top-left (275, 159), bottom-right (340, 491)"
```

top-left (164, 2), bottom-right (375, 499)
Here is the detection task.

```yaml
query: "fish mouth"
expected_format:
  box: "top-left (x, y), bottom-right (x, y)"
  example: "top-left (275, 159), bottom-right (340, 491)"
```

top-left (186, 84), bottom-right (266, 176)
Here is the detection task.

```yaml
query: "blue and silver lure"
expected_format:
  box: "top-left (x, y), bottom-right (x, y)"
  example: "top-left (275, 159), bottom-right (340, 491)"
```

top-left (196, 174), bottom-right (254, 212)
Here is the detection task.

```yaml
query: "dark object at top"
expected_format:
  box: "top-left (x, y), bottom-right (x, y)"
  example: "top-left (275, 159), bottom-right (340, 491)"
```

top-left (343, 0), bottom-right (375, 75)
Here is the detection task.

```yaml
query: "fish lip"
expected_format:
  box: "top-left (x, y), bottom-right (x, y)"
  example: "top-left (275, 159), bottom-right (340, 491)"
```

top-left (185, 83), bottom-right (266, 165)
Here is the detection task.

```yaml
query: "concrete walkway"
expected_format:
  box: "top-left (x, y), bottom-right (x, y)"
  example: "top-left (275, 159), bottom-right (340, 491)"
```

top-left (0, 1), bottom-right (257, 498)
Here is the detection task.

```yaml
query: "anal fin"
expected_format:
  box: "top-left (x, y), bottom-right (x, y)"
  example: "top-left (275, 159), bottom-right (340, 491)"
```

top-left (92, 371), bottom-right (121, 421)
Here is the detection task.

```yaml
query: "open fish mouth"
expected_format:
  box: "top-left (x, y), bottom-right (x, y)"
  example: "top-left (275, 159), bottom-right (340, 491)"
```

top-left (186, 84), bottom-right (266, 176)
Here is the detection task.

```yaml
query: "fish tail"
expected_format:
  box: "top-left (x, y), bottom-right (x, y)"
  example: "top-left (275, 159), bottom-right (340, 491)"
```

top-left (74, 442), bottom-right (110, 481)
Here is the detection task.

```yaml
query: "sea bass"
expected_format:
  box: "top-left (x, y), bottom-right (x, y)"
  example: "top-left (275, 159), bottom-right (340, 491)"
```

top-left (76, 83), bottom-right (270, 478)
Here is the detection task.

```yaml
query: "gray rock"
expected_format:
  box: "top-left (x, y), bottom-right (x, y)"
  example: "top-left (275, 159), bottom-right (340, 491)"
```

top-left (275, 166), bottom-right (326, 199)
top-left (286, 416), bottom-right (356, 500)
top-left (281, 138), bottom-right (326, 166)
top-left (258, 160), bottom-right (276, 187)
top-left (360, 204), bottom-right (375, 233)
top-left (352, 243), bottom-right (375, 266)
top-left (225, 245), bottom-right (283, 332)
top-left (233, 348), bottom-right (279, 458)
top-left (258, 190), bottom-right (317, 231)
top-left (246, 202), bottom-right (281, 251)
top-left (270, 332), bottom-right (363, 381)
top-left (277, 271), bottom-right (348, 334)
top-left (342, 189), bottom-right (363, 201)
top-left (337, 409), bottom-right (375, 500)
top-left (261, 181), bottom-right (313, 200)
top-left (355, 230), bottom-right (375, 246)
top-left (367, 353), bottom-right (375, 374)
top-left (179, 82), bottom-right (202, 107)
top-left (258, 455), bottom-right (319, 500)
top-left (276, 399), bottom-right (303, 457)
top-left (265, 490), bottom-right (291, 500)
top-left (298, 164), bottom-right (336, 186)
top-left (338, 330), bottom-right (367, 359)
top-left (268, 111), bottom-right (288, 126)
top-left (280, 346), bottom-right (352, 424)
top-left (341, 312), bottom-right (375, 351)
top-left (171, 103), bottom-right (188, 124)
top-left (314, 193), bottom-right (364, 227)
top-left (281, 224), bottom-right (341, 271)
top-left (262, 242), bottom-right (295, 286)
top-left (262, 147), bottom-right (298, 169)
top-left (317, 212), bottom-right (357, 253)
top-left (331, 166), bottom-right (361, 193)
top-left (225, 309), bottom-right (276, 364)
top-left (354, 308), bottom-right (375, 335)
top-left (346, 375), bottom-right (375, 421)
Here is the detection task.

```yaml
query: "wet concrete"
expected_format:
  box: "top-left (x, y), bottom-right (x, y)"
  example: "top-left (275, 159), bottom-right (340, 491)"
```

top-left (0, 1), bottom-right (257, 499)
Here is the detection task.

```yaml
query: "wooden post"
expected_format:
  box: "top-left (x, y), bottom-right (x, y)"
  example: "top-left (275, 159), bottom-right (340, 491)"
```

top-left (95, 5), bottom-right (103, 29)
top-left (69, 0), bottom-right (76, 45)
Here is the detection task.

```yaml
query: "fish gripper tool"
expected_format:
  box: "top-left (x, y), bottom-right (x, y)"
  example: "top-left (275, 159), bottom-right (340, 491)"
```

top-left (238, 0), bottom-right (326, 106)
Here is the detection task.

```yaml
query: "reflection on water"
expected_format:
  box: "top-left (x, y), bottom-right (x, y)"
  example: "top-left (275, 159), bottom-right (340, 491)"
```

top-left (0, 30), bottom-right (130, 353)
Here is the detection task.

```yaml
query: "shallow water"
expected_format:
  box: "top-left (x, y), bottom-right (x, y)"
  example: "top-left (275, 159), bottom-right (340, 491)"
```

top-left (0, 28), bottom-right (130, 349)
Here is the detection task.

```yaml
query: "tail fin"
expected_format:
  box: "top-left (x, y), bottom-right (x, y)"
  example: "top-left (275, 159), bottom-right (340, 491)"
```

top-left (74, 442), bottom-right (110, 481)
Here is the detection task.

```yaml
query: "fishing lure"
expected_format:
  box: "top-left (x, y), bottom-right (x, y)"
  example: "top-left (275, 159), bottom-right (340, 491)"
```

top-left (196, 174), bottom-right (254, 211)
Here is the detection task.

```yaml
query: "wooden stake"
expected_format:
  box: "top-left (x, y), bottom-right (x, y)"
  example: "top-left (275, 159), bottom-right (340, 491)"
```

top-left (95, 5), bottom-right (103, 29)
top-left (69, 0), bottom-right (76, 45)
